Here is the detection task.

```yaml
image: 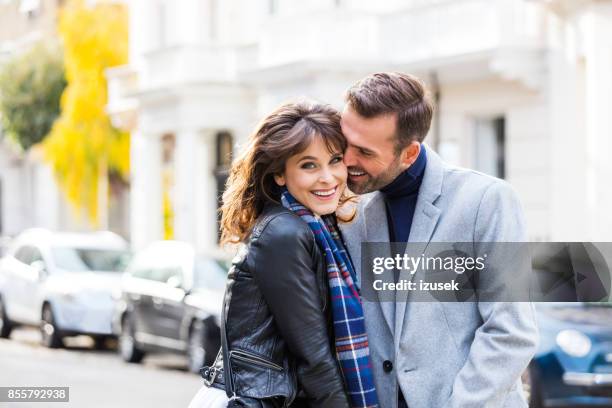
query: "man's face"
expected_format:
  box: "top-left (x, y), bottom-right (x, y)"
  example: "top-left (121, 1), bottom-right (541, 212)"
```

top-left (340, 104), bottom-right (406, 194)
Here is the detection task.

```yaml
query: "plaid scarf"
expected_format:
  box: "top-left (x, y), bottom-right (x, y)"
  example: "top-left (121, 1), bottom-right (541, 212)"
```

top-left (281, 190), bottom-right (379, 408)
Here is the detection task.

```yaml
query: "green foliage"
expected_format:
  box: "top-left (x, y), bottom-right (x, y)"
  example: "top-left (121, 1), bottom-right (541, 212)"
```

top-left (0, 42), bottom-right (66, 151)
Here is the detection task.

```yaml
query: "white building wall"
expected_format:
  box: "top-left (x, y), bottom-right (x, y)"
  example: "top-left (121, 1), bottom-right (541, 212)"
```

top-left (582, 3), bottom-right (612, 241)
top-left (107, 0), bottom-right (612, 252)
top-left (438, 78), bottom-right (551, 241)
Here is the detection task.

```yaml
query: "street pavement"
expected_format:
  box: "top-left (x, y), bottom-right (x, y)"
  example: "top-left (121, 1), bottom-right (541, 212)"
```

top-left (0, 327), bottom-right (203, 408)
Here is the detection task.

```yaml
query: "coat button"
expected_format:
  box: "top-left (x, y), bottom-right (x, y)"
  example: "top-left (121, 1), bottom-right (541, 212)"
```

top-left (383, 360), bottom-right (393, 373)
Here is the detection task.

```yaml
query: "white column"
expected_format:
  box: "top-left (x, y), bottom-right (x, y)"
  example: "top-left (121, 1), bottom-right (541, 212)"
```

top-left (173, 128), bottom-right (218, 252)
top-left (195, 130), bottom-right (218, 253)
top-left (582, 4), bottom-right (612, 240)
top-left (173, 129), bottom-right (198, 245)
top-left (130, 130), bottom-right (163, 250)
top-left (547, 13), bottom-right (589, 241)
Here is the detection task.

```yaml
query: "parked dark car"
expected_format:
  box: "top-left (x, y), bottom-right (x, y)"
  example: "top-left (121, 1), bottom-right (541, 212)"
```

top-left (526, 302), bottom-right (612, 408)
top-left (113, 241), bottom-right (227, 373)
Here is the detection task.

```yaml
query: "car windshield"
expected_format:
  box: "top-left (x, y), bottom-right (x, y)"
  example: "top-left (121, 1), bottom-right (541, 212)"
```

top-left (193, 258), bottom-right (229, 290)
top-left (52, 247), bottom-right (131, 272)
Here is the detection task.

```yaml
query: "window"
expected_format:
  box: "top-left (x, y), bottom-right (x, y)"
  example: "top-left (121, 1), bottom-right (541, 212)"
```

top-left (215, 131), bottom-right (233, 241)
top-left (268, 0), bottom-right (277, 14)
top-left (131, 266), bottom-right (153, 281)
top-left (150, 266), bottom-right (183, 285)
top-left (161, 133), bottom-right (176, 239)
top-left (29, 247), bottom-right (43, 263)
top-left (19, 0), bottom-right (40, 16)
top-left (156, 0), bottom-right (167, 48)
top-left (14, 246), bottom-right (33, 264)
top-left (208, 0), bottom-right (217, 41)
top-left (473, 117), bottom-right (505, 179)
top-left (51, 247), bottom-right (131, 272)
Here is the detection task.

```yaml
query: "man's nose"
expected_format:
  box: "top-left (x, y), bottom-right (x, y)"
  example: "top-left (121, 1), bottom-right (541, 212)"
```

top-left (343, 148), bottom-right (357, 167)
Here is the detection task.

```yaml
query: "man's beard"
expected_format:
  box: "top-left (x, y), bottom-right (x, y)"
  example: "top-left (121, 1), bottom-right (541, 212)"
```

top-left (348, 155), bottom-right (404, 195)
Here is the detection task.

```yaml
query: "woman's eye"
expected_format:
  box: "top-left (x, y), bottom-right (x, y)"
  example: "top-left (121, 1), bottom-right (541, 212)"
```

top-left (300, 162), bottom-right (316, 169)
top-left (330, 156), bottom-right (343, 164)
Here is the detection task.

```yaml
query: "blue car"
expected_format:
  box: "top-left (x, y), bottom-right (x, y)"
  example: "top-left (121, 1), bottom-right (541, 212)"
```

top-left (527, 303), bottom-right (612, 407)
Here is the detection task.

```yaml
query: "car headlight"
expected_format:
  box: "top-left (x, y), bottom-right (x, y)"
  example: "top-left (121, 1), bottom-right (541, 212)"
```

top-left (556, 329), bottom-right (592, 357)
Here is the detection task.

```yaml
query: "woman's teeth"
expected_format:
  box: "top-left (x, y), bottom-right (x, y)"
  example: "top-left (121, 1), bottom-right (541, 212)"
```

top-left (312, 187), bottom-right (336, 197)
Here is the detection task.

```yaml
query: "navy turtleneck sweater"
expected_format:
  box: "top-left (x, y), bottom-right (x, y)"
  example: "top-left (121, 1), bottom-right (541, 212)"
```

top-left (380, 146), bottom-right (427, 243)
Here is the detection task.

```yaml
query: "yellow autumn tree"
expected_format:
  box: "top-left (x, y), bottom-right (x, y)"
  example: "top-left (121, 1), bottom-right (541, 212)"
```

top-left (43, 0), bottom-right (129, 226)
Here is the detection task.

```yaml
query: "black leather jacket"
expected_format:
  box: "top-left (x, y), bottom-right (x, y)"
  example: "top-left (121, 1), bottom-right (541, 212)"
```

top-left (221, 204), bottom-right (349, 407)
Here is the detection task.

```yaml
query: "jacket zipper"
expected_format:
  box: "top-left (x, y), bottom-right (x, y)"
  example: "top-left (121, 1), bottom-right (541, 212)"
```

top-left (284, 363), bottom-right (298, 407)
top-left (230, 350), bottom-right (283, 371)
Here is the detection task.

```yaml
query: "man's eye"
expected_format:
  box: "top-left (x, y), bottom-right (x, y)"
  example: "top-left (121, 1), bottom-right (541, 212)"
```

top-left (301, 162), bottom-right (316, 169)
top-left (359, 149), bottom-right (372, 157)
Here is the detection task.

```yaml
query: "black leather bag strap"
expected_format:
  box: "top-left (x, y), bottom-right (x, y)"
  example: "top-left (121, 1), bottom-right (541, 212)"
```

top-left (220, 288), bottom-right (236, 399)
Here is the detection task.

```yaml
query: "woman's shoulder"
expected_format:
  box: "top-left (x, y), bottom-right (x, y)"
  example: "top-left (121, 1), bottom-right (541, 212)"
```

top-left (253, 204), bottom-right (312, 239)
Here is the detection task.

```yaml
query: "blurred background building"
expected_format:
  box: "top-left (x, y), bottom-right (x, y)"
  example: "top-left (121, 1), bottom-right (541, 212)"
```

top-left (1, 0), bottom-right (611, 252)
top-left (0, 0), bottom-right (131, 239)
top-left (106, 0), bottom-right (612, 254)
top-left (0, 0), bottom-right (74, 237)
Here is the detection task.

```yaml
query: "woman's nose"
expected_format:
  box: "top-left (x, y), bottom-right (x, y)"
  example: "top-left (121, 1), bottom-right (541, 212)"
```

top-left (319, 168), bottom-right (335, 183)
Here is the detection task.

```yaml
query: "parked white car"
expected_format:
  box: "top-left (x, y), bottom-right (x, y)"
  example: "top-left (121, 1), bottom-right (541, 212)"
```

top-left (0, 229), bottom-right (130, 348)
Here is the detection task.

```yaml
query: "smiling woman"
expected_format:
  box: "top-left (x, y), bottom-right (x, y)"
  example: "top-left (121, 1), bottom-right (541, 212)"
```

top-left (189, 101), bottom-right (360, 407)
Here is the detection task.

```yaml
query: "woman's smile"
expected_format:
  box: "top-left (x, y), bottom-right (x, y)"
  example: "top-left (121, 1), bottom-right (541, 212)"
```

top-left (311, 186), bottom-right (338, 200)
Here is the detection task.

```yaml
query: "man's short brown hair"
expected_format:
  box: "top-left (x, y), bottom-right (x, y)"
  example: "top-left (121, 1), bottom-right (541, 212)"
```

top-left (345, 72), bottom-right (434, 151)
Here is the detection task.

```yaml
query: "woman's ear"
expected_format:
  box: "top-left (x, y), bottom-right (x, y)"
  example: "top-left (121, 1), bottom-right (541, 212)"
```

top-left (273, 173), bottom-right (286, 186)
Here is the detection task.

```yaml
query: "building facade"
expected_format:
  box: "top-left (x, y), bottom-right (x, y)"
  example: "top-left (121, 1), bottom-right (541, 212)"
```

top-left (0, 0), bottom-right (65, 237)
top-left (106, 0), bottom-right (612, 253)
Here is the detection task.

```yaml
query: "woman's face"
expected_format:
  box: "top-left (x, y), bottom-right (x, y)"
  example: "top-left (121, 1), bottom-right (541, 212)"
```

top-left (274, 135), bottom-right (347, 216)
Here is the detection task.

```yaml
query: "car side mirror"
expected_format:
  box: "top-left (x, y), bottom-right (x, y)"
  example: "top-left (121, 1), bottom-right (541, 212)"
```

top-left (30, 260), bottom-right (47, 280)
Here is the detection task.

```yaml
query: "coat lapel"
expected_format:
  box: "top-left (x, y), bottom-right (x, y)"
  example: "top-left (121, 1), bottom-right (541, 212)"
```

top-left (363, 192), bottom-right (396, 335)
top-left (395, 145), bottom-right (444, 346)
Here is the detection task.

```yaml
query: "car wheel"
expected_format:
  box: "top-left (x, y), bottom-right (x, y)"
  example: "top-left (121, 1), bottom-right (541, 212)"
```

top-left (0, 298), bottom-right (13, 339)
top-left (119, 315), bottom-right (144, 363)
top-left (41, 304), bottom-right (63, 348)
top-left (187, 320), bottom-right (208, 374)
